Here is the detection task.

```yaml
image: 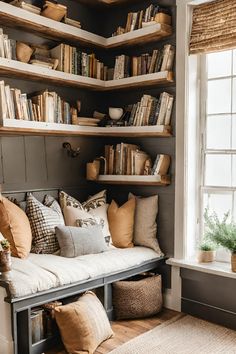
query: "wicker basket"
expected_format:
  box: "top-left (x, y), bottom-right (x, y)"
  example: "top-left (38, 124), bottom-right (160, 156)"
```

top-left (112, 273), bottom-right (162, 320)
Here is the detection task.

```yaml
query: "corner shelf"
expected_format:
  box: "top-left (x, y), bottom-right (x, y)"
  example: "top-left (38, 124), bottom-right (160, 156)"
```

top-left (0, 2), bottom-right (171, 49)
top-left (0, 119), bottom-right (172, 137)
top-left (0, 58), bottom-right (174, 91)
top-left (92, 175), bottom-right (171, 186)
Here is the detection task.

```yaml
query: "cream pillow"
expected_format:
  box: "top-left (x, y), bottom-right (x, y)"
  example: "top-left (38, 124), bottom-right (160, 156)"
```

top-left (54, 291), bottom-right (113, 354)
top-left (108, 198), bottom-right (135, 248)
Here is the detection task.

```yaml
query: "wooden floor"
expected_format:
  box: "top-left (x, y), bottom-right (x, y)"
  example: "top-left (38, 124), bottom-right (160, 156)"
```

top-left (47, 308), bottom-right (179, 354)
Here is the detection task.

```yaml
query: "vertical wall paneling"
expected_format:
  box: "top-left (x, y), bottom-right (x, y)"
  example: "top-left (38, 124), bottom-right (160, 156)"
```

top-left (24, 136), bottom-right (47, 185)
top-left (0, 138), bottom-right (4, 184)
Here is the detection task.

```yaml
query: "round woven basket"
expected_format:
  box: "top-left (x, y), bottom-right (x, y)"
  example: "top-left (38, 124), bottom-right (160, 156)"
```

top-left (112, 274), bottom-right (162, 320)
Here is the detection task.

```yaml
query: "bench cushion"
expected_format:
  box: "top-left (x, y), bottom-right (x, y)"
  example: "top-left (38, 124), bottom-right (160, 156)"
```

top-left (7, 247), bottom-right (160, 298)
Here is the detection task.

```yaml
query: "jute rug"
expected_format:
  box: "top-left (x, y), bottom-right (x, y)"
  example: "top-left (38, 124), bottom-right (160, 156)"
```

top-left (109, 314), bottom-right (236, 354)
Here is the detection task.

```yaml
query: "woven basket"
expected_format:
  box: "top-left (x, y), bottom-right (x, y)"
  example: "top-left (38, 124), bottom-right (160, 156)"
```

top-left (112, 274), bottom-right (162, 320)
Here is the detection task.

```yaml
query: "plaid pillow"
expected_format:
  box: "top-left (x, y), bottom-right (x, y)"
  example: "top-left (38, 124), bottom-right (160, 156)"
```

top-left (26, 194), bottom-right (64, 254)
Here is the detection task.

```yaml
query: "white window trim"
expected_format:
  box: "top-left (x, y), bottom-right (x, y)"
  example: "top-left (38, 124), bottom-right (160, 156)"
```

top-left (169, 0), bottom-right (236, 312)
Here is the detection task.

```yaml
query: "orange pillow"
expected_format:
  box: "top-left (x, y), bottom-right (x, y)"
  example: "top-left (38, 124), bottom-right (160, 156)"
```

top-left (0, 195), bottom-right (32, 258)
top-left (108, 198), bottom-right (135, 248)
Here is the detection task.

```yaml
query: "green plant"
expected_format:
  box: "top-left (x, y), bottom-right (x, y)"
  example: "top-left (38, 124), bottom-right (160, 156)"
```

top-left (198, 240), bottom-right (215, 251)
top-left (0, 239), bottom-right (10, 251)
top-left (204, 209), bottom-right (236, 254)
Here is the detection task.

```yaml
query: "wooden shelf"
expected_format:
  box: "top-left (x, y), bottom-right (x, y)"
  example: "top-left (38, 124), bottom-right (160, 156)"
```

top-left (0, 58), bottom-right (174, 90)
top-left (105, 23), bottom-right (172, 48)
top-left (93, 175), bottom-right (170, 185)
top-left (92, 175), bottom-right (171, 185)
top-left (0, 2), bottom-right (171, 49)
top-left (0, 119), bottom-right (172, 137)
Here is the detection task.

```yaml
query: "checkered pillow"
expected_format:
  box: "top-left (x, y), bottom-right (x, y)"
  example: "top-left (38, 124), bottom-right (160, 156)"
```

top-left (26, 194), bottom-right (64, 254)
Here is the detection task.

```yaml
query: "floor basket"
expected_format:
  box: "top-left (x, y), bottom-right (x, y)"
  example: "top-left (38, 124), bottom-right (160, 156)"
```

top-left (112, 273), bottom-right (162, 320)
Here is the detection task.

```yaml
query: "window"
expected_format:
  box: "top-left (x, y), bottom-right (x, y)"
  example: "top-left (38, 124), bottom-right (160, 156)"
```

top-left (199, 49), bottom-right (236, 261)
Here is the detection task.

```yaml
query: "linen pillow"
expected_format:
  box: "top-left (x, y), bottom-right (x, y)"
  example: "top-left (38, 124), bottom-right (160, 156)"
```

top-left (0, 195), bottom-right (32, 258)
top-left (82, 190), bottom-right (106, 211)
top-left (82, 204), bottom-right (111, 238)
top-left (54, 291), bottom-right (113, 354)
top-left (129, 193), bottom-right (163, 256)
top-left (26, 194), bottom-right (64, 254)
top-left (56, 225), bottom-right (108, 257)
top-left (108, 198), bottom-right (135, 248)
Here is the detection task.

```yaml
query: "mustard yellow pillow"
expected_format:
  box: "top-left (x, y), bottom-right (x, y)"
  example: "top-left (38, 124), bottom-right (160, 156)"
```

top-left (108, 198), bottom-right (135, 248)
top-left (54, 292), bottom-right (113, 354)
top-left (0, 195), bottom-right (32, 258)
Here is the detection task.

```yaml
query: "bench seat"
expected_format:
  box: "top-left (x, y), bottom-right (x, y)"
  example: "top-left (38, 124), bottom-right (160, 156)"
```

top-left (6, 246), bottom-right (160, 298)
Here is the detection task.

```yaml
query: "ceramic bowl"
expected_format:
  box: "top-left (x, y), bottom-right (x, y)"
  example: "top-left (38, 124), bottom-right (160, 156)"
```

top-left (109, 107), bottom-right (123, 121)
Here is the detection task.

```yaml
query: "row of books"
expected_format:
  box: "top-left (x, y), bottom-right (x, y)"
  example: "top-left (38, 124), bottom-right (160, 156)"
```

top-left (104, 143), bottom-right (151, 176)
top-left (0, 29), bottom-right (16, 60)
top-left (104, 143), bottom-right (170, 176)
top-left (50, 44), bottom-right (107, 79)
top-left (126, 92), bottom-right (174, 126)
top-left (113, 45), bottom-right (174, 80)
top-left (113, 4), bottom-right (171, 36)
top-left (0, 81), bottom-right (73, 124)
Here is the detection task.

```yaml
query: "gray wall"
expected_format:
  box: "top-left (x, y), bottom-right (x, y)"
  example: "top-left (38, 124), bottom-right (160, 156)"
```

top-left (181, 269), bottom-right (236, 330)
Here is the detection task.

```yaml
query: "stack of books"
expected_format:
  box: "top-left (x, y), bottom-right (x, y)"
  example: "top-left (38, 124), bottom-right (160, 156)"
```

top-left (126, 92), bottom-right (174, 126)
top-left (112, 45), bottom-right (175, 80)
top-left (104, 143), bottom-right (152, 176)
top-left (50, 44), bottom-right (107, 79)
top-left (0, 81), bottom-right (74, 124)
top-left (112, 4), bottom-right (171, 36)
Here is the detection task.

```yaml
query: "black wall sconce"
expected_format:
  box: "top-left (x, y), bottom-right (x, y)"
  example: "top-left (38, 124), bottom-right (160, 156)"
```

top-left (62, 142), bottom-right (81, 158)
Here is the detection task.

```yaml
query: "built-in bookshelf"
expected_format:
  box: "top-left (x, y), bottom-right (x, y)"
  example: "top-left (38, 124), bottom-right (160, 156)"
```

top-left (0, 2), bottom-right (171, 49)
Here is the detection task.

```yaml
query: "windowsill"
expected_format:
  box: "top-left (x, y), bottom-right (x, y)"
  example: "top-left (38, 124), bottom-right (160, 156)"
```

top-left (166, 258), bottom-right (236, 279)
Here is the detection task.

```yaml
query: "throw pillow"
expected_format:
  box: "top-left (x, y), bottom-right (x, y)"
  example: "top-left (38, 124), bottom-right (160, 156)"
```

top-left (26, 194), bottom-right (64, 254)
top-left (55, 225), bottom-right (108, 257)
top-left (82, 189), bottom-right (107, 211)
top-left (0, 195), bottom-right (32, 258)
top-left (54, 291), bottom-right (113, 354)
top-left (82, 204), bottom-right (111, 239)
top-left (129, 193), bottom-right (163, 256)
top-left (108, 198), bottom-right (135, 248)
top-left (44, 195), bottom-right (65, 224)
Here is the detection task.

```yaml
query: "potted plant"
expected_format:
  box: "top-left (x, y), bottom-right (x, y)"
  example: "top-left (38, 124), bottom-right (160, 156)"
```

top-left (0, 238), bottom-right (11, 273)
top-left (204, 209), bottom-right (236, 272)
top-left (197, 240), bottom-right (216, 263)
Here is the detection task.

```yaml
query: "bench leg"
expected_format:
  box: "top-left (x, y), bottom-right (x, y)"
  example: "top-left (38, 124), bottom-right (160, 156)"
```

top-left (104, 284), bottom-right (114, 320)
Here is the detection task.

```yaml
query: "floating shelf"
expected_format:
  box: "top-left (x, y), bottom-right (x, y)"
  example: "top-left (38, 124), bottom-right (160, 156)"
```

top-left (0, 58), bottom-right (174, 91)
top-left (0, 119), bottom-right (172, 137)
top-left (0, 2), bottom-right (171, 49)
top-left (93, 175), bottom-right (171, 186)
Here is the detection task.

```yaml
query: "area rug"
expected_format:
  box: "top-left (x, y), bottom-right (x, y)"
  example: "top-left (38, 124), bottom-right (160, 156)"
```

top-left (109, 314), bottom-right (236, 354)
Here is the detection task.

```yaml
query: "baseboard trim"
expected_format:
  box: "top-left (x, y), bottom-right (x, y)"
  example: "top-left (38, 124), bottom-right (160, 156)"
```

top-left (0, 335), bottom-right (14, 354)
top-left (182, 298), bottom-right (236, 330)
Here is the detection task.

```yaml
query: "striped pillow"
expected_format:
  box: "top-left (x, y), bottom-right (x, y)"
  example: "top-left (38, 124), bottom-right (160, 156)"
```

top-left (26, 194), bottom-right (64, 254)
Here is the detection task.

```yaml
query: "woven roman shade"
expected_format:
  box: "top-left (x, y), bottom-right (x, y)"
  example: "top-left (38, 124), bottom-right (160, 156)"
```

top-left (189, 0), bottom-right (236, 54)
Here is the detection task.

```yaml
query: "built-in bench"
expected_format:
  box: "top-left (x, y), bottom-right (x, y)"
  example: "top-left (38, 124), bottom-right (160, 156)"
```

top-left (0, 189), bottom-right (165, 354)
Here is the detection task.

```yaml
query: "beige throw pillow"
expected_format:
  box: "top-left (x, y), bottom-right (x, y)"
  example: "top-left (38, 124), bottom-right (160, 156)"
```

top-left (129, 193), bottom-right (163, 256)
top-left (54, 292), bottom-right (113, 354)
top-left (108, 198), bottom-right (135, 248)
top-left (0, 195), bottom-right (32, 258)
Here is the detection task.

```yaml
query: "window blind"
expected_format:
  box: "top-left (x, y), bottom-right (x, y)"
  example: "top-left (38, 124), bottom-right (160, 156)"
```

top-left (189, 0), bottom-right (236, 54)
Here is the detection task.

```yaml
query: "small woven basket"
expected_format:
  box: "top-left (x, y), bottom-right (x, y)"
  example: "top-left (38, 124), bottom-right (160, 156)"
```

top-left (112, 274), bottom-right (162, 320)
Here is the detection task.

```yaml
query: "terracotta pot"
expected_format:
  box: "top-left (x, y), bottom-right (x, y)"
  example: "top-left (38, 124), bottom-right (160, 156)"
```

top-left (231, 253), bottom-right (236, 272)
top-left (0, 250), bottom-right (12, 273)
top-left (197, 250), bottom-right (215, 263)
